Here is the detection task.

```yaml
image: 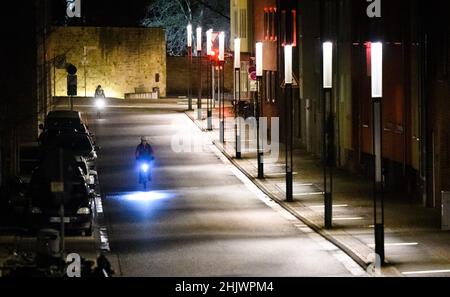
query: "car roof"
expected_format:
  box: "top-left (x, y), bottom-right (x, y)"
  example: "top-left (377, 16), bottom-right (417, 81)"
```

top-left (46, 110), bottom-right (81, 120)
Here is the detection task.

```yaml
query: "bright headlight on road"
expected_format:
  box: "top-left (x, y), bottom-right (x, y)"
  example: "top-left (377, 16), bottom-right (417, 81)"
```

top-left (141, 163), bottom-right (149, 172)
top-left (95, 98), bottom-right (106, 109)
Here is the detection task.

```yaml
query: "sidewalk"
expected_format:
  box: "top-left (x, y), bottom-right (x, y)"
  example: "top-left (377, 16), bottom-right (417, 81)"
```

top-left (186, 107), bottom-right (450, 277)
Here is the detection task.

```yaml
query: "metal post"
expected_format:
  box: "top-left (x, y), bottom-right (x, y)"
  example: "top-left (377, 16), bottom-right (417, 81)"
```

top-left (188, 46), bottom-right (193, 111)
top-left (70, 96), bottom-right (73, 111)
top-left (256, 77), bottom-right (264, 178)
top-left (373, 97), bottom-right (385, 264)
top-left (220, 62), bottom-right (225, 144)
top-left (197, 51), bottom-right (202, 120)
top-left (58, 149), bottom-right (65, 259)
top-left (207, 59), bottom-right (213, 131)
top-left (286, 84), bottom-right (293, 202)
top-left (324, 88), bottom-right (333, 229)
top-left (235, 68), bottom-right (242, 159)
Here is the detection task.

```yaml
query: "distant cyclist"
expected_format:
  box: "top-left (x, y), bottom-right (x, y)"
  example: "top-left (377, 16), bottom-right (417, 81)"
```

top-left (95, 85), bottom-right (106, 98)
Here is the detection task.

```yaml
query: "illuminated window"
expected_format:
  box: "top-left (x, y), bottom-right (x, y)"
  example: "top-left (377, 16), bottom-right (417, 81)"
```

top-left (263, 70), bottom-right (277, 103)
top-left (264, 7), bottom-right (277, 41)
top-left (281, 9), bottom-right (297, 47)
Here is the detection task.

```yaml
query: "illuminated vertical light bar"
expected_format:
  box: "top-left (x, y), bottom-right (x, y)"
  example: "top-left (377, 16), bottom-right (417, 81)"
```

top-left (256, 42), bottom-right (263, 77)
top-left (371, 41), bottom-right (385, 264)
top-left (187, 24), bottom-right (192, 48)
top-left (234, 37), bottom-right (241, 158)
top-left (206, 29), bottom-right (213, 56)
top-left (218, 32), bottom-right (225, 61)
top-left (234, 38), bottom-right (241, 69)
top-left (284, 44), bottom-right (294, 201)
top-left (255, 41), bottom-right (264, 178)
top-left (196, 27), bottom-right (202, 52)
top-left (371, 42), bottom-right (383, 98)
top-left (323, 42), bottom-right (333, 89)
top-left (284, 44), bottom-right (293, 84)
top-left (322, 41), bottom-right (333, 228)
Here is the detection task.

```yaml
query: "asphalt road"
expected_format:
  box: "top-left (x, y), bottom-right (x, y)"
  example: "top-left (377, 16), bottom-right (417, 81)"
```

top-left (90, 106), bottom-right (365, 277)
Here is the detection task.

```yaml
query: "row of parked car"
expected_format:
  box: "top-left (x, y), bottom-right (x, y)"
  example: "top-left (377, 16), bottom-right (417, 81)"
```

top-left (3, 110), bottom-right (100, 236)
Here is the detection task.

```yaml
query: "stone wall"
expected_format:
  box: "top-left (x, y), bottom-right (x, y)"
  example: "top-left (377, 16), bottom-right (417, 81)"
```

top-left (49, 26), bottom-right (166, 98)
top-left (167, 56), bottom-right (233, 97)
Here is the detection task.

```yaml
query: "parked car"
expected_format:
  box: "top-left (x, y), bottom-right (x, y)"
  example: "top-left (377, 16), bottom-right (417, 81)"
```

top-left (42, 110), bottom-right (96, 143)
top-left (27, 161), bottom-right (94, 236)
top-left (44, 110), bottom-right (84, 131)
top-left (40, 131), bottom-right (97, 162)
top-left (74, 156), bottom-right (98, 190)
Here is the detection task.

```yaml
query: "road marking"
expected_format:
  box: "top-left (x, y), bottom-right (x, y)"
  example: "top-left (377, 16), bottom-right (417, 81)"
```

top-left (402, 269), bottom-right (450, 275)
top-left (207, 142), bottom-right (366, 276)
top-left (99, 227), bottom-right (111, 252)
top-left (333, 217), bottom-right (365, 221)
top-left (95, 196), bottom-right (103, 214)
top-left (368, 242), bottom-right (418, 248)
top-left (310, 204), bottom-right (349, 209)
top-left (294, 192), bottom-right (324, 197)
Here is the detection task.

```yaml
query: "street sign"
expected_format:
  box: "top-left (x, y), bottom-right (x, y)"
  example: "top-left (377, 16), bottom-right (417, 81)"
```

top-left (51, 182), bottom-right (64, 193)
top-left (67, 74), bottom-right (77, 96)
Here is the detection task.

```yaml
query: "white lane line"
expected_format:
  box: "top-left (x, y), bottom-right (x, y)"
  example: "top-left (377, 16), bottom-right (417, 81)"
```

top-left (206, 142), bottom-right (367, 276)
top-left (402, 269), bottom-right (450, 275)
top-left (368, 242), bottom-right (419, 248)
top-left (99, 227), bottom-right (111, 252)
top-left (310, 204), bottom-right (349, 209)
top-left (333, 217), bottom-right (365, 221)
top-left (95, 196), bottom-right (104, 214)
top-left (294, 192), bottom-right (324, 197)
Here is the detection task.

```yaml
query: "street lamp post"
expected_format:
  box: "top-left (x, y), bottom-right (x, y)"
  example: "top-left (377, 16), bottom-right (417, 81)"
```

top-left (284, 44), bottom-right (294, 202)
top-left (371, 42), bottom-right (385, 264)
top-left (196, 27), bottom-right (203, 121)
top-left (206, 29), bottom-right (214, 131)
top-left (187, 24), bottom-right (193, 111)
top-left (323, 41), bottom-right (334, 229)
top-left (219, 32), bottom-right (226, 144)
top-left (234, 38), bottom-right (242, 159)
top-left (255, 42), bottom-right (264, 179)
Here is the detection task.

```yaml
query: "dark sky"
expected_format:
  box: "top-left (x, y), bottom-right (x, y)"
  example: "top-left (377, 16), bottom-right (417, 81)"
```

top-left (52, 0), bottom-right (152, 26)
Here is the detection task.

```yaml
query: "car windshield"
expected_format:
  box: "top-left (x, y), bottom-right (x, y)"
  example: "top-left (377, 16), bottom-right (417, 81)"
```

top-left (43, 133), bottom-right (93, 155)
top-left (45, 118), bottom-right (82, 130)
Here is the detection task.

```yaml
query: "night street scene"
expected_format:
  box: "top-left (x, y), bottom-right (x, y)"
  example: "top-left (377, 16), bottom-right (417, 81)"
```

top-left (0, 0), bottom-right (450, 290)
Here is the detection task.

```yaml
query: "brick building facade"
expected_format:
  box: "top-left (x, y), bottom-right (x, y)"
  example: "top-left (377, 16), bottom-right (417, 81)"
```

top-left (231, 0), bottom-right (450, 209)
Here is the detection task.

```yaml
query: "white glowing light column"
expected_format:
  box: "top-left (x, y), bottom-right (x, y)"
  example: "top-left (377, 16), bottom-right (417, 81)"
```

top-left (371, 41), bottom-right (385, 264)
top-left (218, 32), bottom-right (226, 143)
top-left (234, 38), bottom-right (242, 159)
top-left (322, 41), bottom-right (333, 228)
top-left (187, 24), bottom-right (193, 110)
top-left (255, 42), bottom-right (264, 178)
top-left (206, 29), bottom-right (214, 131)
top-left (284, 44), bottom-right (293, 202)
top-left (196, 27), bottom-right (202, 120)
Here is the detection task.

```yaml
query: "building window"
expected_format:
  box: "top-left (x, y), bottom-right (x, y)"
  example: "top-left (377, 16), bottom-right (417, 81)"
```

top-left (264, 7), bottom-right (277, 41)
top-left (281, 9), bottom-right (297, 47)
top-left (240, 9), bottom-right (247, 39)
top-left (234, 8), bottom-right (238, 38)
top-left (263, 70), bottom-right (278, 103)
top-left (271, 71), bottom-right (277, 102)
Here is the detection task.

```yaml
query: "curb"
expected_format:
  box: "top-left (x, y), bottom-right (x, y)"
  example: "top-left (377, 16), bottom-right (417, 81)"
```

top-left (184, 110), bottom-right (404, 277)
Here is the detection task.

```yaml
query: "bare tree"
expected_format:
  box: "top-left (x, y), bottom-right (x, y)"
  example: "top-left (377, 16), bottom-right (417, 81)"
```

top-left (141, 0), bottom-right (229, 56)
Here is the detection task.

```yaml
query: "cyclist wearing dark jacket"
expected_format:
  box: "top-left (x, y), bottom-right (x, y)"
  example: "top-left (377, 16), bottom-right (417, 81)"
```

top-left (135, 136), bottom-right (154, 161)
